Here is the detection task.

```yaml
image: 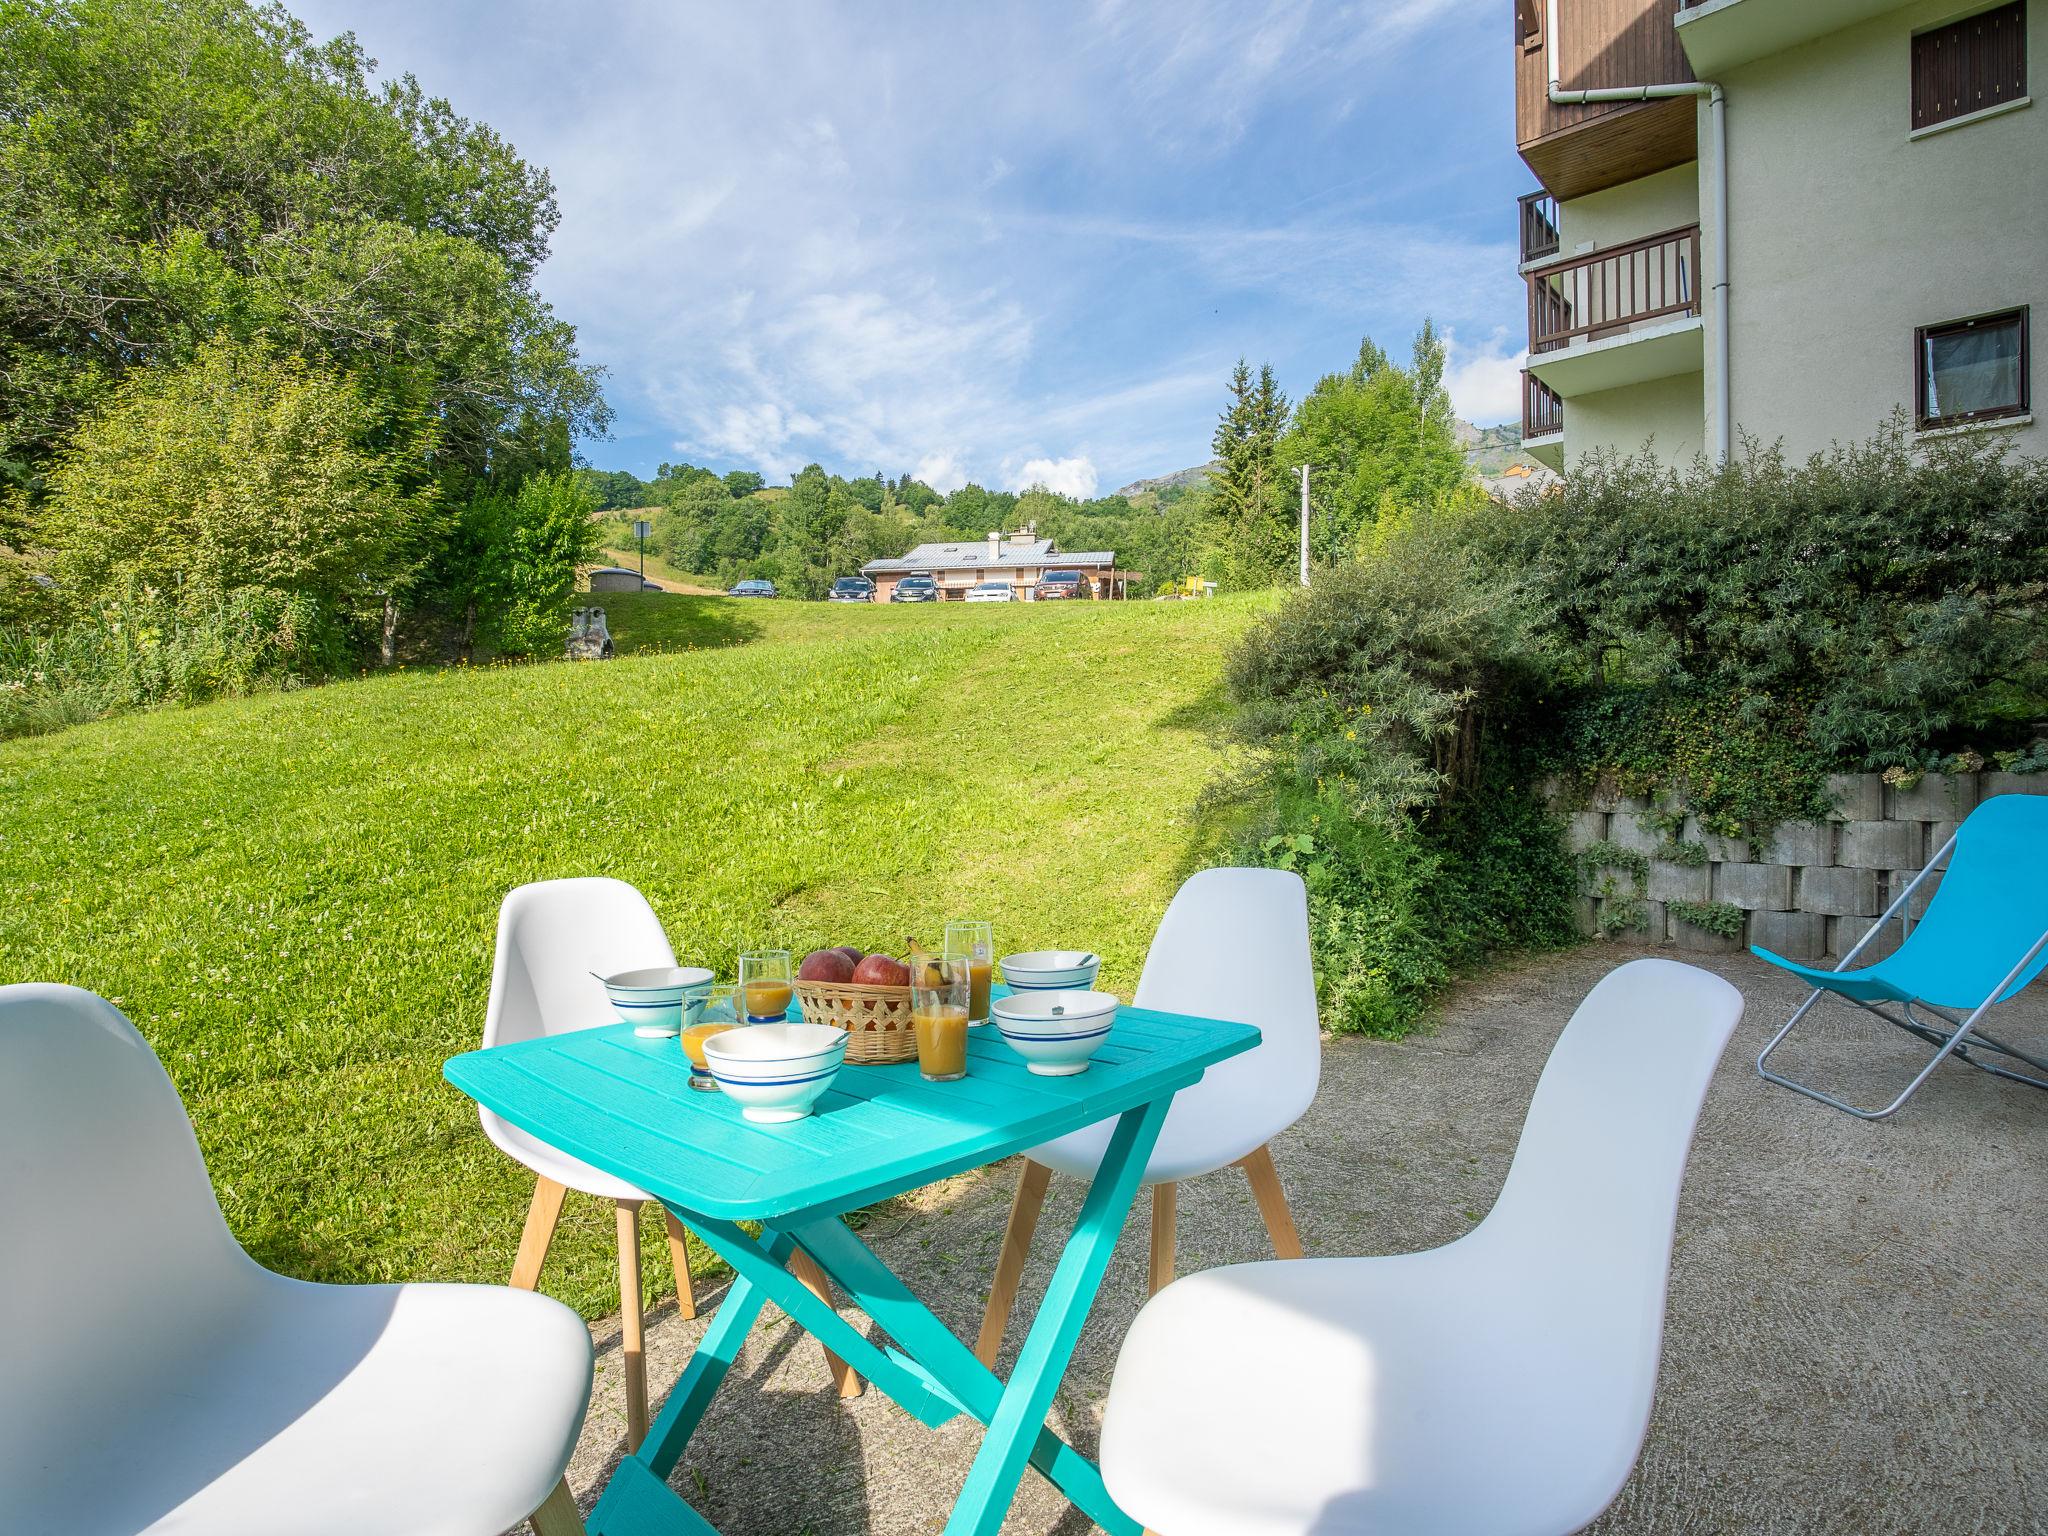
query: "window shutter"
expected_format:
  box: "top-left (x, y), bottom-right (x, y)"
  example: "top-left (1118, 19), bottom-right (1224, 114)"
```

top-left (1913, 1), bottom-right (2028, 131)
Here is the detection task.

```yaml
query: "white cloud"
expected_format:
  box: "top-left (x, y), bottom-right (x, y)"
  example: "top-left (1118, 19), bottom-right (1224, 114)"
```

top-left (1010, 456), bottom-right (1099, 498)
top-left (1441, 327), bottom-right (1527, 428)
top-left (915, 452), bottom-right (969, 495)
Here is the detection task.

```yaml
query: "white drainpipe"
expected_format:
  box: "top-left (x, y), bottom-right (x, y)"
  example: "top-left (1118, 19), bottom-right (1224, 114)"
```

top-left (1545, 0), bottom-right (1729, 465)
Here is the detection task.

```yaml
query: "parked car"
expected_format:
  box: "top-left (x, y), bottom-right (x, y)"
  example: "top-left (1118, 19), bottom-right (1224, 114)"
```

top-left (964, 580), bottom-right (1014, 604)
top-left (890, 575), bottom-right (939, 603)
top-left (728, 578), bottom-right (777, 598)
top-left (1033, 570), bottom-right (1094, 601)
top-left (829, 575), bottom-right (875, 603)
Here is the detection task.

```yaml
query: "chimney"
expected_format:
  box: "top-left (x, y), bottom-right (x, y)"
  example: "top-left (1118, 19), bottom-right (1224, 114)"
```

top-left (987, 530), bottom-right (1000, 562)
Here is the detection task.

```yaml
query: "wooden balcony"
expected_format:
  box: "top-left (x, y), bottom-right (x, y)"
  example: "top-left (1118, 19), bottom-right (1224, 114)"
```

top-left (1519, 190), bottom-right (1561, 265)
top-left (1516, 0), bottom-right (1698, 200)
top-left (1523, 371), bottom-right (1564, 440)
top-left (1527, 225), bottom-right (1700, 353)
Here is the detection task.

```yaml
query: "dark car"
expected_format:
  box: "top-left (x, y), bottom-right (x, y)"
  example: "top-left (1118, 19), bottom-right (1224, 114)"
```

top-left (829, 575), bottom-right (875, 603)
top-left (728, 578), bottom-right (777, 598)
top-left (1032, 570), bottom-right (1094, 601)
top-left (890, 575), bottom-right (939, 603)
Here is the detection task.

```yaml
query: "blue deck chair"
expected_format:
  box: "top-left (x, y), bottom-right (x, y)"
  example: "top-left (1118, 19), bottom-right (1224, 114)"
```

top-left (1754, 793), bottom-right (2048, 1119)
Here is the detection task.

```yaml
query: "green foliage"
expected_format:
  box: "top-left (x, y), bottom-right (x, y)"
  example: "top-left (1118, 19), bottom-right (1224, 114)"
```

top-left (0, 0), bottom-right (606, 493)
top-left (1492, 422), bottom-right (2048, 774)
top-left (0, 583), bottom-right (345, 736)
top-left (1669, 900), bottom-right (1745, 940)
top-left (434, 472), bottom-right (600, 657)
top-left (0, 594), bottom-right (1258, 1312)
top-left (1222, 505), bottom-right (1555, 827)
top-left (36, 335), bottom-right (433, 626)
top-left (1658, 837), bottom-right (1709, 868)
top-left (1277, 321), bottom-right (1470, 563)
top-left (1219, 507), bottom-right (1573, 1033)
top-left (1578, 841), bottom-right (1649, 936)
top-left (1209, 359), bottom-right (1293, 586)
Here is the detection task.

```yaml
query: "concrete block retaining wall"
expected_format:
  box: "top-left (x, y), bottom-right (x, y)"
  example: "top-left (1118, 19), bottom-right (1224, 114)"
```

top-left (1561, 772), bottom-right (2046, 959)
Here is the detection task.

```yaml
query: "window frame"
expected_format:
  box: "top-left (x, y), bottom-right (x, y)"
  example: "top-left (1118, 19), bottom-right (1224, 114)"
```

top-left (1911, 0), bottom-right (2028, 133)
top-left (1914, 307), bottom-right (2031, 431)
top-left (1517, 0), bottom-right (1543, 52)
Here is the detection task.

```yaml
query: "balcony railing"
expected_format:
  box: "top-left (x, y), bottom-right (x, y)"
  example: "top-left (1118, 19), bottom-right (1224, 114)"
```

top-left (1523, 371), bottom-right (1564, 439)
top-left (1528, 225), bottom-right (1701, 353)
top-left (1518, 190), bottom-right (1560, 265)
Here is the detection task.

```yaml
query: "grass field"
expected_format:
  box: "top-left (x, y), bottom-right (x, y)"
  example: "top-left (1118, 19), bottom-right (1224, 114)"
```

top-left (0, 592), bottom-right (1262, 1314)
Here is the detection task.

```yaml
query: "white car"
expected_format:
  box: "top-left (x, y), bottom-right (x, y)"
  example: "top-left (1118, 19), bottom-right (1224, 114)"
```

top-left (964, 581), bottom-right (1015, 604)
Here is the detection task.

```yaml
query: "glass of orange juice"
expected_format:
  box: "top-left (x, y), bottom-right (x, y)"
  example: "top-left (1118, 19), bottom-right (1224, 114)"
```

top-left (909, 948), bottom-right (970, 1082)
top-left (944, 919), bottom-right (994, 1025)
top-left (682, 986), bottom-right (741, 1091)
top-left (737, 949), bottom-right (793, 1023)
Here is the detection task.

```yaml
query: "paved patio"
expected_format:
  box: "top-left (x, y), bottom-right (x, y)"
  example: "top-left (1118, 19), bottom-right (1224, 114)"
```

top-left (538, 945), bottom-right (2048, 1534)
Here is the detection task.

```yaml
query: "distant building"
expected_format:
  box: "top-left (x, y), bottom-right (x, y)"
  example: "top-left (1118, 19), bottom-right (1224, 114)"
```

top-left (861, 527), bottom-right (1131, 601)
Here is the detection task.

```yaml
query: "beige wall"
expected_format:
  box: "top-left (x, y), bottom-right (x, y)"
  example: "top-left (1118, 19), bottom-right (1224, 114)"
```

top-left (1557, 162), bottom-right (1700, 256)
top-left (1564, 369), bottom-right (1708, 467)
top-left (1714, 0), bottom-right (2045, 459)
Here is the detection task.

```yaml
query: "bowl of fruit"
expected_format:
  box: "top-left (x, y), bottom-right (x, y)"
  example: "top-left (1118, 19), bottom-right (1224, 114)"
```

top-left (793, 946), bottom-right (920, 1064)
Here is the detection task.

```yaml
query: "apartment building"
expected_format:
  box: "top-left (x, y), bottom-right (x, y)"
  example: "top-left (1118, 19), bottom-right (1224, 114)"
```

top-left (1514, 0), bottom-right (2043, 470)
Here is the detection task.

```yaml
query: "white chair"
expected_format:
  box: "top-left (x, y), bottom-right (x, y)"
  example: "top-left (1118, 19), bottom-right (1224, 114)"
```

top-left (483, 878), bottom-right (857, 1442)
top-left (1096, 957), bottom-right (1743, 1536)
top-left (1, 983), bottom-right (593, 1536)
top-left (976, 867), bottom-right (1321, 1366)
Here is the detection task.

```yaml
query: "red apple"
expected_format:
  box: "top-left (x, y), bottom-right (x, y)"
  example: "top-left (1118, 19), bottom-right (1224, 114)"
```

top-left (851, 952), bottom-right (911, 987)
top-left (798, 948), bottom-right (857, 984)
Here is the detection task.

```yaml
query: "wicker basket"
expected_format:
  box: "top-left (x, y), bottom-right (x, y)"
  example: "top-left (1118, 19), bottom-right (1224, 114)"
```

top-left (794, 979), bottom-right (918, 1064)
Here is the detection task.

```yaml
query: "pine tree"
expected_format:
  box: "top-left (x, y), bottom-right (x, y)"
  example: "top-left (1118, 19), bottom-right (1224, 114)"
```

top-left (1209, 358), bottom-right (1294, 585)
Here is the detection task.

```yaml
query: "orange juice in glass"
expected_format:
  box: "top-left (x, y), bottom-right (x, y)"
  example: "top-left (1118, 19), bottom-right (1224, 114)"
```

top-left (737, 949), bottom-right (793, 1023)
top-left (910, 950), bottom-right (970, 1081)
top-left (944, 919), bottom-right (994, 1025)
top-left (683, 987), bottom-right (741, 1091)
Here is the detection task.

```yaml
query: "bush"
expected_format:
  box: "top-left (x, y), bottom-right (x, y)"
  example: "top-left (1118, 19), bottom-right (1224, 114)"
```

top-left (0, 584), bottom-right (345, 738)
top-left (1218, 508), bottom-right (1575, 1035)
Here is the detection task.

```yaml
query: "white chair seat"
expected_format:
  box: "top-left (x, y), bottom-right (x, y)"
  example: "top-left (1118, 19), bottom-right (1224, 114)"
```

top-left (22, 1273), bottom-right (591, 1536)
top-left (483, 1106), bottom-right (651, 1204)
top-left (1100, 1247), bottom-right (1645, 1536)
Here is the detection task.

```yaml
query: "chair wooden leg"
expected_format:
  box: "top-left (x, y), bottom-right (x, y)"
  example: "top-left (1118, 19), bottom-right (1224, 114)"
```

top-left (615, 1200), bottom-right (648, 1451)
top-left (1237, 1144), bottom-right (1303, 1260)
top-left (509, 1176), bottom-right (567, 1290)
top-left (975, 1157), bottom-right (1053, 1366)
top-left (1148, 1182), bottom-right (1177, 1296)
top-left (527, 1477), bottom-right (585, 1536)
top-left (789, 1247), bottom-right (864, 1398)
top-left (660, 1206), bottom-right (697, 1321)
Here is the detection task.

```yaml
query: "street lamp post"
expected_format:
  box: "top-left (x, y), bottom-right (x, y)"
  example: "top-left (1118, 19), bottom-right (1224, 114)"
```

top-left (1297, 465), bottom-right (1311, 588)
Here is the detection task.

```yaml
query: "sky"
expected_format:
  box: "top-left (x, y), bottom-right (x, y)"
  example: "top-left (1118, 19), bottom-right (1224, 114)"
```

top-left (284, 0), bottom-right (1530, 496)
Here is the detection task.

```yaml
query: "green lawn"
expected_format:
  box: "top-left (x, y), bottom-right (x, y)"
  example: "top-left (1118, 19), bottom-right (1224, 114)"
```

top-left (0, 593), bottom-right (1261, 1314)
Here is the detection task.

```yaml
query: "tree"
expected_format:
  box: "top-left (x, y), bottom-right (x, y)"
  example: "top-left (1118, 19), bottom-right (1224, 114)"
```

top-left (0, 0), bottom-right (607, 501)
top-left (770, 464), bottom-right (849, 599)
top-left (722, 469), bottom-right (765, 498)
top-left (1276, 325), bottom-right (1470, 562)
top-left (37, 335), bottom-right (433, 635)
top-left (1209, 359), bottom-right (1292, 584)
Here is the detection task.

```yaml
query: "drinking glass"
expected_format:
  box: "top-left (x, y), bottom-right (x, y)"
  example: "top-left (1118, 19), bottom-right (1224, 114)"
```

top-left (682, 985), bottom-right (741, 1091)
top-left (737, 949), bottom-right (793, 1024)
top-left (910, 953), bottom-right (970, 1082)
top-left (944, 919), bottom-right (995, 1024)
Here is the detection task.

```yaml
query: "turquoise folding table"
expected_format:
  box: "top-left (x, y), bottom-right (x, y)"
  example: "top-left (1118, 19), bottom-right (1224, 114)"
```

top-left (444, 1001), bottom-right (1258, 1536)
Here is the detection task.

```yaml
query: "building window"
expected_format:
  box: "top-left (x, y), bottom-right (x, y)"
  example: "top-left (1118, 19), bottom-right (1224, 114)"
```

top-left (1916, 308), bottom-right (2029, 429)
top-left (1516, 0), bottom-right (1542, 51)
top-left (1912, 1), bottom-right (2027, 131)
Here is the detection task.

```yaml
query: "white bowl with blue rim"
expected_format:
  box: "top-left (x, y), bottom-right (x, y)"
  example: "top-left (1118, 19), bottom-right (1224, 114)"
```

top-left (701, 1022), bottom-right (848, 1122)
top-left (991, 989), bottom-right (1118, 1076)
top-left (998, 950), bottom-right (1101, 993)
top-left (600, 965), bottom-right (715, 1037)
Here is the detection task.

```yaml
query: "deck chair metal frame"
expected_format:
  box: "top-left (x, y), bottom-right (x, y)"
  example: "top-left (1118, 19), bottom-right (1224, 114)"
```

top-left (1756, 795), bottom-right (2048, 1120)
